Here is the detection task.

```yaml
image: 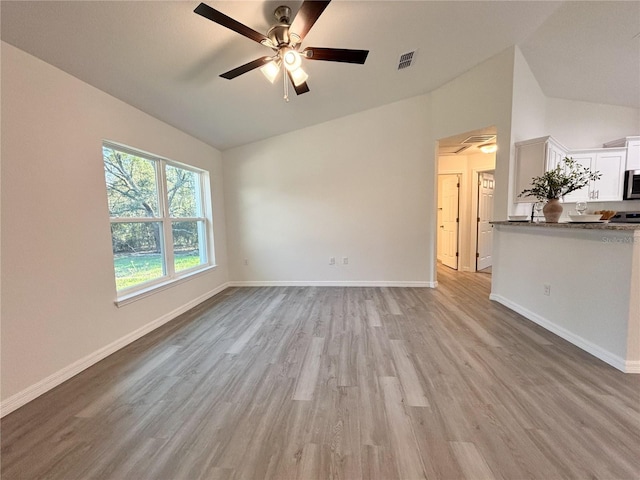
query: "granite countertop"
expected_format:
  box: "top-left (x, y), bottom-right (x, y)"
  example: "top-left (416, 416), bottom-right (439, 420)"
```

top-left (491, 221), bottom-right (640, 231)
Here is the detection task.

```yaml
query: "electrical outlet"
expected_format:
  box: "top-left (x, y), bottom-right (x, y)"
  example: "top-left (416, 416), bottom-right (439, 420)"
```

top-left (329, 257), bottom-right (336, 266)
top-left (544, 284), bottom-right (551, 296)
top-left (342, 257), bottom-right (349, 265)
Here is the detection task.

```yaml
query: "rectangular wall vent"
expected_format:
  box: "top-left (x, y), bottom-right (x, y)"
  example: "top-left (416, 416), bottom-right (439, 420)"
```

top-left (462, 134), bottom-right (496, 144)
top-left (397, 50), bottom-right (417, 70)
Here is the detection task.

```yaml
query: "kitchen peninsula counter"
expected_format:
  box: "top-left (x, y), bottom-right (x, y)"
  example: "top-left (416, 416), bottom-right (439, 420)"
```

top-left (490, 221), bottom-right (639, 373)
top-left (491, 221), bottom-right (640, 230)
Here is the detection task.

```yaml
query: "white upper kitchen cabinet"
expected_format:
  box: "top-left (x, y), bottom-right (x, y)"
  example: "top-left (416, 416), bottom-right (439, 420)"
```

top-left (604, 136), bottom-right (640, 170)
top-left (628, 138), bottom-right (640, 170)
top-left (515, 135), bottom-right (629, 205)
top-left (563, 148), bottom-right (626, 203)
top-left (514, 136), bottom-right (567, 203)
top-left (592, 149), bottom-right (626, 201)
top-left (546, 138), bottom-right (566, 171)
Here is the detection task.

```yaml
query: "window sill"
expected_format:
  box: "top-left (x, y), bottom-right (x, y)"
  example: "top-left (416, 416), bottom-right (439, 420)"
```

top-left (114, 264), bottom-right (217, 307)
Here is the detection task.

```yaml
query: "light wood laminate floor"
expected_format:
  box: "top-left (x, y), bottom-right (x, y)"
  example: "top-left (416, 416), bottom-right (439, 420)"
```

top-left (2, 268), bottom-right (639, 479)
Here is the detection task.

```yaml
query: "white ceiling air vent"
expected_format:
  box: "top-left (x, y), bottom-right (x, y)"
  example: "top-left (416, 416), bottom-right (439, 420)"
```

top-left (440, 145), bottom-right (470, 156)
top-left (462, 134), bottom-right (496, 144)
top-left (397, 50), bottom-right (417, 70)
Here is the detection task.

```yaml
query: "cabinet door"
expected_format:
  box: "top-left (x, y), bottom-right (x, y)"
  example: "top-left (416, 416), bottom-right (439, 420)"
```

top-left (562, 153), bottom-right (594, 203)
top-left (592, 151), bottom-right (625, 201)
top-left (546, 139), bottom-right (566, 171)
top-left (626, 139), bottom-right (640, 170)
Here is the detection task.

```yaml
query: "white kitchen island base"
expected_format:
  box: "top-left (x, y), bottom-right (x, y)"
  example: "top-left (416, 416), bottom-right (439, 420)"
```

top-left (491, 222), bottom-right (640, 373)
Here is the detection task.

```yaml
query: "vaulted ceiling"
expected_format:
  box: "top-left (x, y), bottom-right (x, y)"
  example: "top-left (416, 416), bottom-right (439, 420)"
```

top-left (2, 1), bottom-right (638, 151)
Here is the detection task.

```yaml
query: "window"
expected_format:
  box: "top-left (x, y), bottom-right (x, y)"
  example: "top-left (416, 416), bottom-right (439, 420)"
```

top-left (103, 142), bottom-right (213, 297)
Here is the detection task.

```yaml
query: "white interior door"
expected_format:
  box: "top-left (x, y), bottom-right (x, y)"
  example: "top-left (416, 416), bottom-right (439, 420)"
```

top-left (439, 175), bottom-right (459, 270)
top-left (477, 172), bottom-right (494, 271)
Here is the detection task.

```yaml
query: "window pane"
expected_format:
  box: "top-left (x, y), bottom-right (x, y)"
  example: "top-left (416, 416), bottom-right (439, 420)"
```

top-left (172, 221), bottom-right (206, 272)
top-left (112, 222), bottom-right (165, 290)
top-left (103, 147), bottom-right (159, 218)
top-left (166, 165), bottom-right (199, 218)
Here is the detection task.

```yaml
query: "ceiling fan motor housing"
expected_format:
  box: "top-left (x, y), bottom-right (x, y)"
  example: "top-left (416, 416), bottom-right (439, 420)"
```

top-left (274, 5), bottom-right (291, 23)
top-left (267, 24), bottom-right (290, 47)
top-left (268, 6), bottom-right (292, 47)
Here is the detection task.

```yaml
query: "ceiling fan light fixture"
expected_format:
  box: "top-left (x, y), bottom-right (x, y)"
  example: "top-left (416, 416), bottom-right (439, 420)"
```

top-left (289, 33), bottom-right (301, 48)
top-left (290, 66), bottom-right (309, 87)
top-left (480, 143), bottom-right (498, 154)
top-left (260, 59), bottom-right (281, 83)
top-left (282, 48), bottom-right (302, 71)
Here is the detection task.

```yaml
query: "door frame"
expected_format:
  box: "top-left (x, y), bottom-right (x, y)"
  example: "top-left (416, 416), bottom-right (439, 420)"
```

top-left (471, 168), bottom-right (495, 272)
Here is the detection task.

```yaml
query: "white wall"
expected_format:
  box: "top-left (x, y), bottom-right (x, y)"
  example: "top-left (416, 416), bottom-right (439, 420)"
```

top-left (492, 225), bottom-right (640, 372)
top-left (509, 47), bottom-right (548, 216)
top-left (1, 43), bottom-right (229, 410)
top-left (223, 48), bottom-right (518, 286)
top-left (510, 47), bottom-right (547, 144)
top-left (546, 98), bottom-right (640, 149)
top-left (223, 95), bottom-right (434, 285)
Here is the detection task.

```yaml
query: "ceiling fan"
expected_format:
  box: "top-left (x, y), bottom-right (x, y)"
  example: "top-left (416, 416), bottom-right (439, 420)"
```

top-left (194, 1), bottom-right (369, 100)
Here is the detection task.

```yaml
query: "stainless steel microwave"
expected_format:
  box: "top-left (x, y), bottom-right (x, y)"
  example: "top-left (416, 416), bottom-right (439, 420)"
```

top-left (624, 170), bottom-right (640, 200)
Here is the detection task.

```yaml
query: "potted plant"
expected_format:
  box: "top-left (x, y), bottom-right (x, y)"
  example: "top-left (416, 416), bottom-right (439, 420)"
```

top-left (519, 157), bottom-right (601, 222)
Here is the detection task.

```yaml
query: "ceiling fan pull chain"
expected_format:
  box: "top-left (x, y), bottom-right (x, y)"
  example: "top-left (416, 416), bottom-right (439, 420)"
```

top-left (283, 70), bottom-right (289, 102)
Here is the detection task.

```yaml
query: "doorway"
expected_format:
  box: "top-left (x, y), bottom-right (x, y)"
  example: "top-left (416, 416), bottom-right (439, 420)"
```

top-left (436, 127), bottom-right (497, 276)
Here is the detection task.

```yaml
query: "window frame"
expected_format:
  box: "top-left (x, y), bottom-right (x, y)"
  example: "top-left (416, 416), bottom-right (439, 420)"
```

top-left (103, 141), bottom-right (215, 304)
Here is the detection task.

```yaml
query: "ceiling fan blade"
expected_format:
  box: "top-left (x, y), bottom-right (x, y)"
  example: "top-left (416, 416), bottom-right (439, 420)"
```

top-left (289, 1), bottom-right (331, 42)
top-left (220, 57), bottom-right (273, 80)
top-left (287, 70), bottom-right (310, 95)
top-left (194, 3), bottom-right (268, 45)
top-left (303, 47), bottom-right (369, 64)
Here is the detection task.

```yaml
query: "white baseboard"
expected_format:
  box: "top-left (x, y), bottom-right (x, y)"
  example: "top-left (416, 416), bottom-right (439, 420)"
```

top-left (228, 280), bottom-right (436, 288)
top-left (624, 361), bottom-right (640, 374)
top-left (489, 293), bottom-right (634, 373)
top-left (0, 282), bottom-right (231, 418)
